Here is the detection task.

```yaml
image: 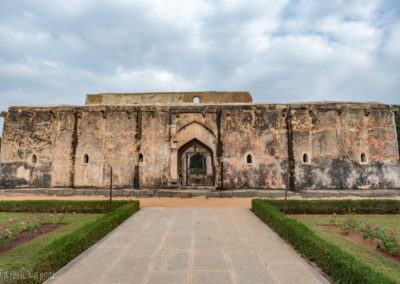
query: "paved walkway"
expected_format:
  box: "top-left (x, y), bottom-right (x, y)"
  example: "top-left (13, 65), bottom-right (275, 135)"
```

top-left (47, 208), bottom-right (328, 284)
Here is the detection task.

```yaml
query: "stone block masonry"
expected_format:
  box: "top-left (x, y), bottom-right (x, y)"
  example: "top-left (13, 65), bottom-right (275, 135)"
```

top-left (0, 92), bottom-right (399, 191)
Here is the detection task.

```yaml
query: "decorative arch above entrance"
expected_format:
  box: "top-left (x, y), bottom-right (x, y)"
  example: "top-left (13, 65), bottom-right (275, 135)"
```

top-left (178, 139), bottom-right (215, 186)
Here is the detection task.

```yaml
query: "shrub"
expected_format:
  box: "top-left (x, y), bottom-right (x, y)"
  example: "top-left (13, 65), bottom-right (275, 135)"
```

top-left (0, 213), bottom-right (64, 243)
top-left (264, 199), bottom-right (400, 214)
top-left (0, 200), bottom-right (131, 213)
top-left (341, 215), bottom-right (361, 235)
top-left (252, 199), bottom-right (396, 284)
top-left (359, 224), bottom-right (400, 257)
top-left (330, 213), bottom-right (400, 257)
top-left (2, 200), bottom-right (139, 284)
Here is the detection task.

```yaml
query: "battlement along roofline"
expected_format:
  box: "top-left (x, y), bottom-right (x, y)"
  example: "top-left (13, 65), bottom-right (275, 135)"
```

top-left (85, 91), bottom-right (253, 105)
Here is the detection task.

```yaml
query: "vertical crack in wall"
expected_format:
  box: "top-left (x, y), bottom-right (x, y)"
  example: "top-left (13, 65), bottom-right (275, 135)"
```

top-left (216, 106), bottom-right (223, 190)
top-left (134, 109), bottom-right (142, 189)
top-left (70, 111), bottom-right (79, 188)
top-left (285, 106), bottom-right (295, 191)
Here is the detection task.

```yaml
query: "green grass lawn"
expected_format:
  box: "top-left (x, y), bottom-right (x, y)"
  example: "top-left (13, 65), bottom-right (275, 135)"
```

top-left (291, 214), bottom-right (400, 283)
top-left (0, 212), bottom-right (103, 271)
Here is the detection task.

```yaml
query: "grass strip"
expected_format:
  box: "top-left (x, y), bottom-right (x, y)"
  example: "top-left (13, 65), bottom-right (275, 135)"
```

top-left (292, 215), bottom-right (400, 282)
top-left (252, 199), bottom-right (397, 284)
top-left (1, 200), bottom-right (139, 284)
top-left (0, 213), bottom-right (103, 272)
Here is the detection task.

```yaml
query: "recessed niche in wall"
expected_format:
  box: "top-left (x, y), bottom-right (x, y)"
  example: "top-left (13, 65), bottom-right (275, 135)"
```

top-left (31, 154), bottom-right (37, 164)
top-left (302, 153), bottom-right (310, 164)
top-left (246, 154), bottom-right (253, 164)
top-left (139, 153), bottom-right (144, 163)
top-left (360, 152), bottom-right (368, 164)
top-left (193, 96), bottom-right (200, 103)
top-left (83, 154), bottom-right (89, 164)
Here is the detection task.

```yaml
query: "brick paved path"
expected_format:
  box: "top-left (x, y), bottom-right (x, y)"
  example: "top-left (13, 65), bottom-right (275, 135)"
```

top-left (47, 208), bottom-right (328, 284)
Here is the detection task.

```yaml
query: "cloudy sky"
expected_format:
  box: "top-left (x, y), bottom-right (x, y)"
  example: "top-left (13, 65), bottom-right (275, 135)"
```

top-left (1, 0), bottom-right (400, 134)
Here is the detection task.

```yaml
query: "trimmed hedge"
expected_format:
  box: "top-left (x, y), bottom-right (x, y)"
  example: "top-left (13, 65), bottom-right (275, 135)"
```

top-left (264, 199), bottom-right (400, 214)
top-left (252, 199), bottom-right (397, 284)
top-left (0, 200), bottom-right (132, 213)
top-left (3, 200), bottom-right (139, 284)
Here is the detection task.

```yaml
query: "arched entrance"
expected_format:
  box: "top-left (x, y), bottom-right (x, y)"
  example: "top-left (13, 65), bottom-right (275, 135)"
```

top-left (178, 139), bottom-right (215, 186)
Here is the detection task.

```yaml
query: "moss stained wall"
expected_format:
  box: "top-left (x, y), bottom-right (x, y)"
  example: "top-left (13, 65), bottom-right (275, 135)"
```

top-left (292, 103), bottom-right (400, 189)
top-left (140, 108), bottom-right (170, 188)
top-left (0, 102), bottom-right (399, 190)
top-left (0, 109), bottom-right (55, 188)
top-left (50, 111), bottom-right (75, 187)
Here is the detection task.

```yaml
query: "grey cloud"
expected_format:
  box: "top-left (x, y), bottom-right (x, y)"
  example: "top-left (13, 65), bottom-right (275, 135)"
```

top-left (1, 0), bottom-right (400, 135)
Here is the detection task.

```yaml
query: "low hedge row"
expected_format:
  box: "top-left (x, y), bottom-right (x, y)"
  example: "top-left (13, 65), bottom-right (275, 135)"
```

top-left (5, 200), bottom-right (140, 284)
top-left (264, 199), bottom-right (400, 214)
top-left (0, 200), bottom-right (131, 213)
top-left (252, 199), bottom-right (396, 284)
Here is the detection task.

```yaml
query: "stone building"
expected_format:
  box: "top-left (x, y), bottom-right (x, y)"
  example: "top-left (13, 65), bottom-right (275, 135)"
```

top-left (0, 91), bottom-right (399, 191)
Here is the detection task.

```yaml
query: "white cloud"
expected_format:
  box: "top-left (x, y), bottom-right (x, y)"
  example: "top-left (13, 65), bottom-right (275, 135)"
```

top-left (384, 23), bottom-right (400, 61)
top-left (0, 0), bottom-right (400, 135)
top-left (103, 67), bottom-right (197, 91)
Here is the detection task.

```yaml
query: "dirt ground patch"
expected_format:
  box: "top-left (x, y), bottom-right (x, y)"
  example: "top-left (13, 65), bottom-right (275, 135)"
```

top-left (0, 195), bottom-right (253, 208)
top-left (323, 225), bottom-right (400, 266)
top-left (0, 224), bottom-right (64, 255)
top-left (1, 194), bottom-right (399, 208)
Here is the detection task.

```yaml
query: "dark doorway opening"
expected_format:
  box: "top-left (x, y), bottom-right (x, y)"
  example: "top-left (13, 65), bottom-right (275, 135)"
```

top-left (178, 139), bottom-right (215, 186)
top-left (190, 154), bottom-right (206, 175)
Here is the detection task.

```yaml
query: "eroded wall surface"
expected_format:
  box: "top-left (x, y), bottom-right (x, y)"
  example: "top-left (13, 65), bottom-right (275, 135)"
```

top-left (291, 103), bottom-right (400, 189)
top-left (86, 91), bottom-right (253, 105)
top-left (221, 105), bottom-right (288, 189)
top-left (1, 109), bottom-right (56, 188)
top-left (0, 102), bottom-right (399, 190)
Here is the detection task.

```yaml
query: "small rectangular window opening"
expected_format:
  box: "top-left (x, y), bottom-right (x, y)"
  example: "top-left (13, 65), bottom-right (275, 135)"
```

top-left (302, 153), bottom-right (310, 164)
top-left (246, 154), bottom-right (252, 164)
top-left (360, 153), bottom-right (368, 164)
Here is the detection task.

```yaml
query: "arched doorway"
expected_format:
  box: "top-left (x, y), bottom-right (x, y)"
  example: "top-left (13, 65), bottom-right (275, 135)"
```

top-left (178, 139), bottom-right (215, 186)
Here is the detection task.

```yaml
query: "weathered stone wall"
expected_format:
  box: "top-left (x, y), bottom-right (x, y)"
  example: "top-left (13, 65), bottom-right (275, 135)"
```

top-left (72, 107), bottom-right (137, 189)
top-left (139, 107), bottom-right (170, 188)
top-left (0, 109), bottom-right (56, 188)
top-left (221, 105), bottom-right (288, 189)
top-left (1, 102), bottom-right (399, 190)
top-left (291, 103), bottom-right (400, 189)
top-left (86, 91), bottom-right (253, 105)
top-left (49, 110), bottom-right (75, 188)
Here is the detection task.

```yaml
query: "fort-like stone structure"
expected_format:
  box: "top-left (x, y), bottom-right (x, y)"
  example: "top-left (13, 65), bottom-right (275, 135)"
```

top-left (1, 91), bottom-right (399, 191)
